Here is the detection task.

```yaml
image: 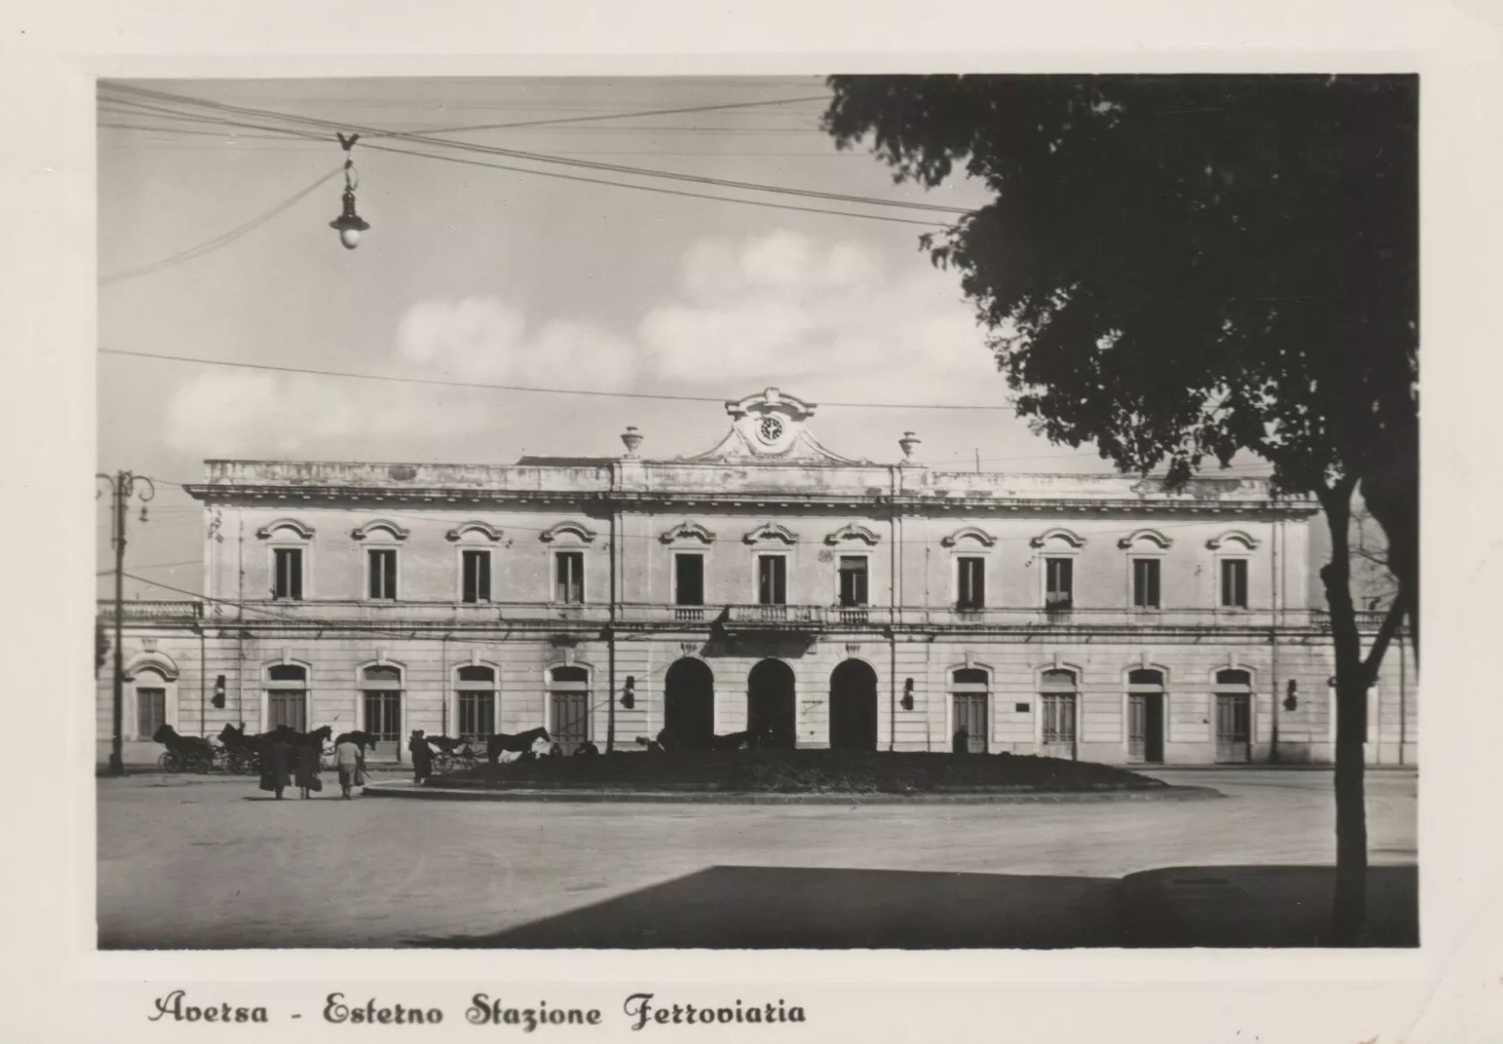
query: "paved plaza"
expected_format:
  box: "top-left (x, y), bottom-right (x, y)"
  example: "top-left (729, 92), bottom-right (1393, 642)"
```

top-left (96, 768), bottom-right (1417, 949)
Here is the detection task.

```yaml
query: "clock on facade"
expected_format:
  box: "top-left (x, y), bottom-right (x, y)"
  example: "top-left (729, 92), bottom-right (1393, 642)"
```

top-left (757, 416), bottom-right (785, 444)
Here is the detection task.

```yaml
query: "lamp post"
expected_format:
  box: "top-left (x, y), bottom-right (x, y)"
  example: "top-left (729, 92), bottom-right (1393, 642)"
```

top-left (96, 470), bottom-right (155, 776)
top-left (329, 133), bottom-right (370, 250)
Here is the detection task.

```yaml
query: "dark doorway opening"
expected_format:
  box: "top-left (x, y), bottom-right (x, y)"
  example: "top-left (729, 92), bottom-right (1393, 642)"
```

top-left (1128, 692), bottom-right (1165, 763)
top-left (829, 659), bottom-right (878, 751)
top-left (664, 658), bottom-right (715, 748)
top-left (747, 659), bottom-right (796, 748)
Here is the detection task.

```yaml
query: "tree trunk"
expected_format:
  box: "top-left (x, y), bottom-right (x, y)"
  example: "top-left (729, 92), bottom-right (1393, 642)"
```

top-left (1318, 481), bottom-right (1370, 945)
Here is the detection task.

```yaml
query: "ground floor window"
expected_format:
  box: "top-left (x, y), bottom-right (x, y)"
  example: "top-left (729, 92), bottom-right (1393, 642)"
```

top-left (135, 686), bottom-right (166, 739)
top-left (549, 666), bottom-right (590, 752)
top-left (456, 664), bottom-right (496, 738)
top-left (950, 668), bottom-right (989, 754)
top-left (1039, 668), bottom-right (1079, 757)
top-left (266, 663), bottom-right (308, 732)
top-left (1126, 668), bottom-right (1166, 764)
top-left (1214, 669), bottom-right (1252, 763)
top-left (362, 663), bottom-right (403, 758)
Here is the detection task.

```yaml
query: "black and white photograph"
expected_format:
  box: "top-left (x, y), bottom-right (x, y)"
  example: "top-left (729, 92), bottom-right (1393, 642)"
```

top-left (88, 71), bottom-right (1422, 953)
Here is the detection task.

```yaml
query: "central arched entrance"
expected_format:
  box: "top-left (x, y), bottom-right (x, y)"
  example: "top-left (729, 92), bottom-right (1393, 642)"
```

top-left (828, 659), bottom-right (878, 751)
top-left (747, 659), bottom-right (796, 749)
top-left (664, 658), bottom-right (715, 748)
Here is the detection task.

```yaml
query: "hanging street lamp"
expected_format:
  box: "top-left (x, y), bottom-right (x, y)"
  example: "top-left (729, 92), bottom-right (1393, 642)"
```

top-left (330, 133), bottom-right (370, 250)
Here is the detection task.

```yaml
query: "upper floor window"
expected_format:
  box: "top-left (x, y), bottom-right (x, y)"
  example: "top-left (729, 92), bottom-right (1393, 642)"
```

top-left (1132, 558), bottom-right (1161, 609)
top-left (461, 549), bottom-right (492, 604)
top-left (1045, 557), bottom-right (1073, 608)
top-left (674, 553), bottom-right (704, 607)
top-left (555, 551), bottom-right (585, 604)
top-left (838, 556), bottom-right (868, 608)
top-left (957, 557), bottom-right (986, 610)
top-left (758, 554), bottom-right (787, 606)
top-left (273, 548), bottom-right (303, 601)
top-left (1220, 558), bottom-right (1249, 609)
top-left (367, 549), bottom-right (398, 600)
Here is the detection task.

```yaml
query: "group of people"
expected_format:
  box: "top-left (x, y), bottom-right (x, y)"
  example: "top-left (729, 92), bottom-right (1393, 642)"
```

top-left (259, 731), bottom-right (369, 800)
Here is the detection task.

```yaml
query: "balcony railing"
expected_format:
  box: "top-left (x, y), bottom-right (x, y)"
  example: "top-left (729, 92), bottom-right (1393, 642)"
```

top-left (98, 598), bottom-right (1394, 635)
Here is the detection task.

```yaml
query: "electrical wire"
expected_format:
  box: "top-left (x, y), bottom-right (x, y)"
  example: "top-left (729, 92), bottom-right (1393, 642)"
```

top-left (100, 166), bottom-right (345, 285)
top-left (98, 83), bottom-right (969, 216)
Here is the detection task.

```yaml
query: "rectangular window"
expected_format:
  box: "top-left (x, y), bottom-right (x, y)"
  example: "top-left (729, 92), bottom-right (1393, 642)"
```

top-left (1132, 558), bottom-right (1161, 609)
top-left (555, 551), bottom-right (584, 604)
top-left (1041, 693), bottom-right (1077, 744)
top-left (957, 557), bottom-right (986, 610)
top-left (273, 548), bottom-right (303, 600)
top-left (757, 555), bottom-right (787, 606)
top-left (1220, 558), bottom-right (1249, 609)
top-left (674, 553), bottom-right (704, 606)
top-left (267, 692), bottom-right (306, 732)
top-left (367, 549), bottom-right (397, 600)
top-left (461, 549), bottom-right (491, 603)
top-left (135, 687), bottom-right (166, 739)
top-left (458, 692), bottom-right (496, 737)
top-left (1045, 557), bottom-right (1073, 607)
top-left (838, 556), bottom-right (869, 607)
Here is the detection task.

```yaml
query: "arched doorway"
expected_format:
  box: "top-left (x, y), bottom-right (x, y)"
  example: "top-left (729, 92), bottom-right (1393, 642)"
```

top-left (747, 659), bottom-right (796, 749)
top-left (664, 658), bottom-right (715, 748)
top-left (829, 660), bottom-right (878, 751)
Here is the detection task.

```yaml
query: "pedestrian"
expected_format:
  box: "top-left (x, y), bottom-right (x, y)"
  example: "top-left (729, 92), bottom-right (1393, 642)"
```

top-left (408, 729), bottom-right (433, 785)
top-left (259, 727), bottom-right (293, 800)
top-left (295, 735), bottom-right (324, 799)
top-left (334, 736), bottom-right (364, 799)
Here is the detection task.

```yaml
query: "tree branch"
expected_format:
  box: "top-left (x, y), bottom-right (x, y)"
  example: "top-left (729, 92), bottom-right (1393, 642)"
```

top-left (1361, 589), bottom-right (1409, 688)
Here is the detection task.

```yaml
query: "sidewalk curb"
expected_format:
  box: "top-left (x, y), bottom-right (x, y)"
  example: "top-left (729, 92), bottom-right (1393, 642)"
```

top-left (361, 782), bottom-right (1223, 804)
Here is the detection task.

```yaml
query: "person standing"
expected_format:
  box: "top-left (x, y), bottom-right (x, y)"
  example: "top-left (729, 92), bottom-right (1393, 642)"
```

top-left (408, 729), bottom-right (433, 785)
top-left (260, 727), bottom-right (294, 800)
top-left (295, 735), bottom-right (324, 799)
top-left (334, 736), bottom-right (365, 799)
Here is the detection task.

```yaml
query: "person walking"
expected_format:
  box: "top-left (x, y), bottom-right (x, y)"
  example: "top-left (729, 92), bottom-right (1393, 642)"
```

top-left (408, 729), bottom-right (433, 786)
top-left (334, 736), bottom-right (365, 799)
top-left (295, 734), bottom-right (324, 799)
top-left (260, 727), bottom-right (294, 800)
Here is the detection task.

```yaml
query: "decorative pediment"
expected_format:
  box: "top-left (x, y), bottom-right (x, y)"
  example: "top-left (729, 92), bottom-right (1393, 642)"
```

top-left (1117, 528), bottom-right (1174, 550)
top-left (350, 519), bottom-right (409, 541)
top-left (678, 387), bottom-right (869, 466)
top-left (255, 518), bottom-right (315, 540)
top-left (1207, 529), bottom-right (1260, 550)
top-left (659, 521), bottom-right (716, 544)
top-left (743, 522), bottom-right (798, 545)
top-left (940, 526), bottom-right (997, 548)
top-left (824, 523), bottom-right (880, 546)
top-left (124, 649), bottom-right (180, 681)
top-left (539, 520), bottom-right (598, 544)
top-left (445, 521), bottom-right (503, 542)
top-left (1029, 527), bottom-right (1086, 549)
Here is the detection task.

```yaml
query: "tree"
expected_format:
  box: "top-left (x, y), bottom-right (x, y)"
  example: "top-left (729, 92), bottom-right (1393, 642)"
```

top-left (824, 74), bottom-right (1417, 943)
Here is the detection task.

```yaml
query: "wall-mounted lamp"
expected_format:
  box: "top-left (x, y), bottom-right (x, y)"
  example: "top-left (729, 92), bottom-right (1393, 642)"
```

top-left (1283, 679), bottom-right (1298, 712)
top-left (620, 675), bottom-right (636, 710)
top-left (900, 677), bottom-right (915, 711)
top-left (211, 674), bottom-right (227, 709)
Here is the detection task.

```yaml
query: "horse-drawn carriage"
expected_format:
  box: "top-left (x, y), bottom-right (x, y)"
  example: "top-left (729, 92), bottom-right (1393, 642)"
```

top-left (151, 725), bottom-right (219, 773)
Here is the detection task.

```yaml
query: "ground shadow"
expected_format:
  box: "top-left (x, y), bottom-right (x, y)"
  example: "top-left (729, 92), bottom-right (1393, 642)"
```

top-left (410, 864), bottom-right (1417, 950)
top-left (417, 866), bottom-right (1124, 949)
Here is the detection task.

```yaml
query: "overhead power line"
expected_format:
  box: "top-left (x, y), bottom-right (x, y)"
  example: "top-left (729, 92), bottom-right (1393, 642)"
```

top-left (98, 83), bottom-right (969, 217)
top-left (98, 347), bottom-right (1016, 411)
top-left (100, 166), bottom-right (344, 284)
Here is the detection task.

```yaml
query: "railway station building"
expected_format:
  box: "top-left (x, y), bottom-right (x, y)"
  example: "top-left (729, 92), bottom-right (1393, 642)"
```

top-left (96, 387), bottom-right (1417, 768)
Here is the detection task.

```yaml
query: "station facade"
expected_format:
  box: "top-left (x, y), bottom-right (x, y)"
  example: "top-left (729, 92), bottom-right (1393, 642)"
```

top-left (96, 388), bottom-right (1417, 767)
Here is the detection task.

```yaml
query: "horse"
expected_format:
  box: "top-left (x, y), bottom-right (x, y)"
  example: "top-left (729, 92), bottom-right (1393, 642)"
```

top-left (486, 727), bottom-right (551, 765)
top-left (334, 730), bottom-right (379, 754)
top-left (218, 722), bottom-right (258, 753)
top-left (152, 724), bottom-right (214, 757)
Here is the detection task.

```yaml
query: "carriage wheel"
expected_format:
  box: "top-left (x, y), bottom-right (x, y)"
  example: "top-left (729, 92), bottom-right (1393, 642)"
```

top-left (191, 752), bottom-right (214, 774)
top-left (432, 752), bottom-right (454, 774)
top-left (159, 751), bottom-right (182, 773)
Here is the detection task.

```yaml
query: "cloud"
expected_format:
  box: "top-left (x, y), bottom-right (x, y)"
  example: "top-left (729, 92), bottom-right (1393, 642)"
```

top-left (639, 229), bottom-right (999, 403)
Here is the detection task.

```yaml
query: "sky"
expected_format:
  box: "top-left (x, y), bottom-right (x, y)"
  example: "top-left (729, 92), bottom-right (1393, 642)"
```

top-left (96, 76), bottom-right (1271, 600)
